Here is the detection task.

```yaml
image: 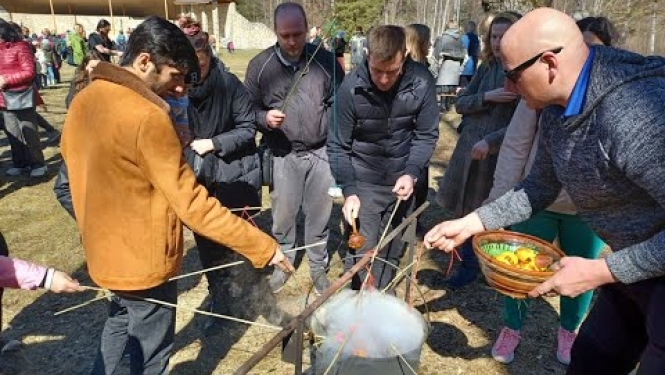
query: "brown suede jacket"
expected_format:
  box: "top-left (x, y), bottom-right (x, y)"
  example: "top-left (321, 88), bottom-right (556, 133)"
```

top-left (61, 62), bottom-right (277, 291)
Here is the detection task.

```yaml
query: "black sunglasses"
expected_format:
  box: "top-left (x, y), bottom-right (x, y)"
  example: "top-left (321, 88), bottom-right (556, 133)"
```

top-left (504, 47), bottom-right (563, 83)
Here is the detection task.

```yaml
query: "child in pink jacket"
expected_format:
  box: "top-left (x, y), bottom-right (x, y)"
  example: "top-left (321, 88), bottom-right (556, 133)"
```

top-left (0, 255), bottom-right (82, 292)
top-left (1, 232), bottom-right (82, 341)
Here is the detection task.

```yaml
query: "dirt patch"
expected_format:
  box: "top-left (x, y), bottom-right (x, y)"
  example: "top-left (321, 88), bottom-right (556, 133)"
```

top-left (0, 53), bottom-right (566, 375)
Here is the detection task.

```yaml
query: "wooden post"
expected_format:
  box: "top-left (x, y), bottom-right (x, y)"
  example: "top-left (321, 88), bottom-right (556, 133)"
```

top-left (164, 0), bottom-right (169, 19)
top-left (49, 0), bottom-right (57, 33)
top-left (108, 0), bottom-right (115, 36)
top-left (212, 0), bottom-right (219, 53)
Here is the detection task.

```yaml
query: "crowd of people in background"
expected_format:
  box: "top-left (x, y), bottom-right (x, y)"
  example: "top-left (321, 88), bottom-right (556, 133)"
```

top-left (3, 3), bottom-right (665, 375)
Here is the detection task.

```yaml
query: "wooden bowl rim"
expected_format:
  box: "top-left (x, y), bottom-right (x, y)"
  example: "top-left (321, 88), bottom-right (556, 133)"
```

top-left (472, 230), bottom-right (565, 278)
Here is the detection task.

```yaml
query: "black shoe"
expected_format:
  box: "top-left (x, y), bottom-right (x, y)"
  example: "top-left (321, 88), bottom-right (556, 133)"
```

top-left (202, 298), bottom-right (231, 337)
top-left (269, 269), bottom-right (290, 294)
top-left (444, 267), bottom-right (479, 291)
top-left (311, 272), bottom-right (331, 296)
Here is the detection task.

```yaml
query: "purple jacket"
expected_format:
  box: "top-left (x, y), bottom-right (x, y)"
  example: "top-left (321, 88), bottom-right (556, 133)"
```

top-left (0, 256), bottom-right (47, 290)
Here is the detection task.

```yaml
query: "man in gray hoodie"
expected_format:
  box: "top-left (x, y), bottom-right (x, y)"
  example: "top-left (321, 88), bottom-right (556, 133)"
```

top-left (425, 8), bottom-right (665, 374)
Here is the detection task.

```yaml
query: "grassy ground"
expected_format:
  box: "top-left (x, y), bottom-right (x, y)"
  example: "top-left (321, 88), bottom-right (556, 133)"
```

top-left (0, 51), bottom-right (568, 375)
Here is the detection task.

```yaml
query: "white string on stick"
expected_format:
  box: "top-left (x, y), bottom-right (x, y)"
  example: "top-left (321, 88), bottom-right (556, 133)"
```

top-left (54, 293), bottom-right (112, 316)
top-left (62, 286), bottom-right (283, 331)
top-left (169, 240), bottom-right (326, 281)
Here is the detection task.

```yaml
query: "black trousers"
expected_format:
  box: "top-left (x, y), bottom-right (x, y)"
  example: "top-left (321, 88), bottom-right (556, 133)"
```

top-left (567, 278), bottom-right (665, 375)
top-left (91, 282), bottom-right (177, 375)
top-left (0, 232), bottom-right (8, 330)
top-left (345, 181), bottom-right (414, 290)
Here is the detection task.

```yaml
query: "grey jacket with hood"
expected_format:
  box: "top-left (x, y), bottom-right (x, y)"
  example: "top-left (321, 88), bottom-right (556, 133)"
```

top-left (477, 46), bottom-right (665, 284)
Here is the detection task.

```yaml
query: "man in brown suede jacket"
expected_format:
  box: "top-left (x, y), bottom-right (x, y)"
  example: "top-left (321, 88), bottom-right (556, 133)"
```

top-left (59, 17), bottom-right (293, 375)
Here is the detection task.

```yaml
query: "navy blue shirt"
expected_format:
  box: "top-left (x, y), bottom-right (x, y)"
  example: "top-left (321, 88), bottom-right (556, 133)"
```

top-left (564, 47), bottom-right (595, 117)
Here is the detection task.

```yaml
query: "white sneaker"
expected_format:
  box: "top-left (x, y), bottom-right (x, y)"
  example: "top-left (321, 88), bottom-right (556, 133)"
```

top-left (6, 167), bottom-right (28, 176)
top-left (29, 166), bottom-right (47, 177)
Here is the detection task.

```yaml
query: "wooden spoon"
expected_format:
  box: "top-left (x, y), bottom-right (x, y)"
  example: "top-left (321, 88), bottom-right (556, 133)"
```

top-left (348, 220), bottom-right (366, 250)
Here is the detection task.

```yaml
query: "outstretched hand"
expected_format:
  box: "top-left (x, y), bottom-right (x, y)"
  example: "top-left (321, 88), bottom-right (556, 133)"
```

top-left (423, 213), bottom-right (485, 252)
top-left (49, 270), bottom-right (85, 293)
top-left (269, 246), bottom-right (295, 274)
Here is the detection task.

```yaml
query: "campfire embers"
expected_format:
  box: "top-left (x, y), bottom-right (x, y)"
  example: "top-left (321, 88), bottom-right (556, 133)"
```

top-left (311, 289), bottom-right (428, 375)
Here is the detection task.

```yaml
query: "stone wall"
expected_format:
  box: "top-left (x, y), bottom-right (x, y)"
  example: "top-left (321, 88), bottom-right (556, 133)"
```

top-left (4, 11), bottom-right (145, 37)
top-left (1, 1), bottom-right (275, 50)
top-left (222, 2), bottom-right (275, 50)
top-left (187, 2), bottom-right (275, 50)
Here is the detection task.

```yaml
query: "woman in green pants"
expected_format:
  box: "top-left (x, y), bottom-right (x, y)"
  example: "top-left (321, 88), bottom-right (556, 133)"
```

top-left (485, 100), bottom-right (605, 365)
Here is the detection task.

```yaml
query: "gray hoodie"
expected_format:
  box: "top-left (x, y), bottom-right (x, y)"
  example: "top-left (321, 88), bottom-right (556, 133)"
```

top-left (476, 46), bottom-right (665, 284)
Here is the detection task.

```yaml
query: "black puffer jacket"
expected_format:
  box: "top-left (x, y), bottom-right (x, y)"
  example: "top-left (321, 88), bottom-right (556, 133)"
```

top-left (185, 59), bottom-right (261, 208)
top-left (328, 58), bottom-right (440, 197)
top-left (245, 43), bottom-right (344, 154)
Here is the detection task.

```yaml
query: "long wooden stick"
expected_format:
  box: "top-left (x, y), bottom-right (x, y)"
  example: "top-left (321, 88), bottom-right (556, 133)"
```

top-left (322, 330), bottom-right (353, 375)
top-left (136, 296), bottom-right (282, 331)
top-left (67, 286), bottom-right (283, 331)
top-left (361, 199), bottom-right (402, 289)
top-left (408, 243), bottom-right (425, 307)
top-left (233, 251), bottom-right (374, 375)
top-left (381, 260), bottom-right (417, 293)
top-left (228, 206), bottom-right (264, 212)
top-left (234, 204), bottom-right (429, 374)
top-left (54, 294), bottom-right (111, 316)
top-left (390, 343), bottom-right (418, 375)
top-left (168, 260), bottom-right (244, 281)
top-left (169, 240), bottom-right (326, 281)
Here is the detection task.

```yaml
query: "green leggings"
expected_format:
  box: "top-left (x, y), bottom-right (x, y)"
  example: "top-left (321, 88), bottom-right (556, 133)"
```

top-left (505, 210), bottom-right (605, 331)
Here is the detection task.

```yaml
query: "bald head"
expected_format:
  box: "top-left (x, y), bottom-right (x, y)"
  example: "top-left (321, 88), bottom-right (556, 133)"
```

top-left (501, 8), bottom-right (590, 109)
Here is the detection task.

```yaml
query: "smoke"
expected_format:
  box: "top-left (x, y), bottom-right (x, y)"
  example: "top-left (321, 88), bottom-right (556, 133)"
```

top-left (311, 289), bottom-right (428, 362)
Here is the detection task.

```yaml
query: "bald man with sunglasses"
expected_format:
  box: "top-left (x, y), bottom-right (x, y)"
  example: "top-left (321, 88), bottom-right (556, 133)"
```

top-left (425, 8), bottom-right (665, 374)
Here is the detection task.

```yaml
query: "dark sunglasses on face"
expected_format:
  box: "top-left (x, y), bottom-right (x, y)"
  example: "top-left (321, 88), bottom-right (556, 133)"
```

top-left (504, 47), bottom-right (563, 83)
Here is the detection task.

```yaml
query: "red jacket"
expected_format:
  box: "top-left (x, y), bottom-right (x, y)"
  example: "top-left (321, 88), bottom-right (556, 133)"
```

top-left (0, 40), bottom-right (36, 109)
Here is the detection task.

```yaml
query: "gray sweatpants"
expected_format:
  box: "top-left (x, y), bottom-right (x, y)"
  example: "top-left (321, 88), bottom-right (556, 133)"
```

top-left (270, 147), bottom-right (333, 277)
top-left (2, 109), bottom-right (44, 168)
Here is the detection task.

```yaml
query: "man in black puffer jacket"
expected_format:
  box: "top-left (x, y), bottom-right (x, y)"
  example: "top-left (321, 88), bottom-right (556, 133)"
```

top-left (328, 25), bottom-right (439, 290)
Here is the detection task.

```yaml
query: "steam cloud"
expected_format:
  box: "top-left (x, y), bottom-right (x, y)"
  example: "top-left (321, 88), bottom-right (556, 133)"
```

top-left (311, 289), bottom-right (428, 363)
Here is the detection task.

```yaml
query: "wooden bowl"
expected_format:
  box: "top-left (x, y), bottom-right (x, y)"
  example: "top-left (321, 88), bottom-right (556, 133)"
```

top-left (472, 230), bottom-right (565, 299)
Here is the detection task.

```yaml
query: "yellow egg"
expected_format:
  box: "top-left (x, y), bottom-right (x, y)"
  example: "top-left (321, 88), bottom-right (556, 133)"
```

top-left (515, 248), bottom-right (536, 263)
top-left (495, 251), bottom-right (518, 265)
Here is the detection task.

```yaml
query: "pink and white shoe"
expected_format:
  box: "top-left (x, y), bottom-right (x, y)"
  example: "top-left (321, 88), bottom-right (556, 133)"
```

top-left (557, 327), bottom-right (577, 365)
top-left (491, 327), bottom-right (521, 364)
